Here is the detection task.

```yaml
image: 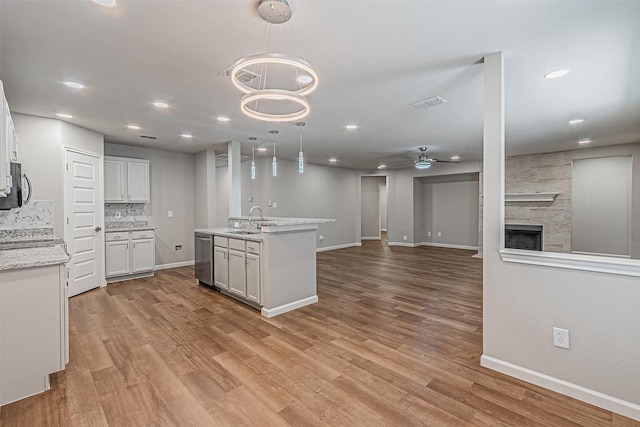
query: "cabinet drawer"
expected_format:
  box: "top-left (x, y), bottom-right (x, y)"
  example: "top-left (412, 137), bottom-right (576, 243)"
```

top-left (132, 230), bottom-right (154, 240)
top-left (106, 232), bottom-right (129, 242)
top-left (214, 236), bottom-right (228, 247)
top-left (246, 241), bottom-right (260, 255)
top-left (229, 238), bottom-right (245, 251)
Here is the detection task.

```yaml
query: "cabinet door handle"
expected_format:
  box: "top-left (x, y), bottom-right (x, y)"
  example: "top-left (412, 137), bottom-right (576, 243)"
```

top-left (126, 243), bottom-right (129, 249)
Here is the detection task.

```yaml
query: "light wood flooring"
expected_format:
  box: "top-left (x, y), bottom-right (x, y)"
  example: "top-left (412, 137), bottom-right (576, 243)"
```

top-left (1, 240), bottom-right (638, 426)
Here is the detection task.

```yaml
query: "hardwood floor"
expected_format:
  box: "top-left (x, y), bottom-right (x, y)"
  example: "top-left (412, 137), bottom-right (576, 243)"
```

top-left (1, 240), bottom-right (638, 426)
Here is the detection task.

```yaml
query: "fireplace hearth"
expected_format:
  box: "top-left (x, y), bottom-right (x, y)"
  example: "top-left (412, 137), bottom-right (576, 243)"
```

top-left (505, 224), bottom-right (543, 251)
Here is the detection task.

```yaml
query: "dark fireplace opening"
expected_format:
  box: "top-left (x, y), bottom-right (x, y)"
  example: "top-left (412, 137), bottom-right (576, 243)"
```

top-left (505, 225), bottom-right (543, 251)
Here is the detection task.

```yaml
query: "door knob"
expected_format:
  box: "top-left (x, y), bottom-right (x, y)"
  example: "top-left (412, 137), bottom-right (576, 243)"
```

top-left (95, 226), bottom-right (102, 232)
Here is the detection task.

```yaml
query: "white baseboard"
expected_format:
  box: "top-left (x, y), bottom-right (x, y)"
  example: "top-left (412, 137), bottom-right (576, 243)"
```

top-left (481, 355), bottom-right (640, 421)
top-left (420, 242), bottom-right (479, 251)
top-left (261, 295), bottom-right (318, 318)
top-left (155, 260), bottom-right (195, 270)
top-left (316, 242), bottom-right (361, 252)
top-left (361, 237), bottom-right (380, 241)
top-left (387, 241), bottom-right (420, 247)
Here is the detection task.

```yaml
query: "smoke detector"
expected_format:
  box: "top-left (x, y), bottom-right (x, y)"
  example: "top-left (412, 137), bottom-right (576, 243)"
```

top-left (411, 96), bottom-right (447, 110)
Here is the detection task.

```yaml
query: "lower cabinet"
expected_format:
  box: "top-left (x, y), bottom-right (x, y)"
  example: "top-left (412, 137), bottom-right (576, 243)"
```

top-left (0, 263), bottom-right (68, 405)
top-left (106, 230), bottom-right (155, 281)
top-left (213, 243), bottom-right (229, 290)
top-left (213, 236), bottom-right (261, 306)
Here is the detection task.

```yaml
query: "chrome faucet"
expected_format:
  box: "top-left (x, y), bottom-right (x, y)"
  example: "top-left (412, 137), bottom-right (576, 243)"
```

top-left (249, 205), bottom-right (263, 222)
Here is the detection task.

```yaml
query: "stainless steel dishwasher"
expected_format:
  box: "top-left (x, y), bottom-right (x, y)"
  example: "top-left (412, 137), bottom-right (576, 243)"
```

top-left (194, 232), bottom-right (213, 286)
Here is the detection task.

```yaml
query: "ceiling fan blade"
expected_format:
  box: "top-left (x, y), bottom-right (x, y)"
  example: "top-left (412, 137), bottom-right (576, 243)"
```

top-left (431, 158), bottom-right (460, 163)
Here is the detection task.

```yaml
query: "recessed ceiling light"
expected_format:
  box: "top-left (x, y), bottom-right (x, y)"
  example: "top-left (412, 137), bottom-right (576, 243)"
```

top-left (345, 124), bottom-right (358, 130)
top-left (296, 75), bottom-right (313, 85)
top-left (257, 147), bottom-right (267, 152)
top-left (56, 113), bottom-right (73, 119)
top-left (181, 133), bottom-right (193, 138)
top-left (127, 125), bottom-right (141, 130)
top-left (92, 0), bottom-right (116, 7)
top-left (377, 164), bottom-right (386, 169)
top-left (153, 101), bottom-right (169, 108)
top-left (578, 139), bottom-right (592, 145)
top-left (329, 158), bottom-right (337, 163)
top-left (544, 69), bottom-right (570, 79)
top-left (63, 81), bottom-right (84, 89)
top-left (451, 156), bottom-right (460, 161)
top-left (569, 119), bottom-right (584, 125)
top-left (217, 116), bottom-right (230, 122)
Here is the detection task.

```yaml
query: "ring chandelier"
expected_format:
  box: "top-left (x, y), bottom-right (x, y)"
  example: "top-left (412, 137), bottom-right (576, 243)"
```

top-left (231, 0), bottom-right (317, 122)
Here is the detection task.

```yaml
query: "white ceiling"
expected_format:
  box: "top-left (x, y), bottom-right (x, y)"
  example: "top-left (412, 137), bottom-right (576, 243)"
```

top-left (1, 0), bottom-right (639, 170)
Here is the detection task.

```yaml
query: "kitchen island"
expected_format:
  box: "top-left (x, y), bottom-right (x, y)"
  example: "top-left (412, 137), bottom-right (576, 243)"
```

top-left (195, 217), bottom-right (335, 317)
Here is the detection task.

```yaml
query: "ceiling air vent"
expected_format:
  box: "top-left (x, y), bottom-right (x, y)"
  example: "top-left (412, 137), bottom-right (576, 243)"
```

top-left (410, 96), bottom-right (447, 110)
top-left (139, 135), bottom-right (158, 140)
top-left (219, 65), bottom-right (261, 84)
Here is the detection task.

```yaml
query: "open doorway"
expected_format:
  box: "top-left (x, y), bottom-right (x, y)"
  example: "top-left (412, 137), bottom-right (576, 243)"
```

top-left (361, 176), bottom-right (388, 241)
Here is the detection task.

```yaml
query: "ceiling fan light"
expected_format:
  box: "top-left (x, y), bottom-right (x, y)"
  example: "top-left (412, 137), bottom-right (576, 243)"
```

top-left (414, 160), bottom-right (432, 170)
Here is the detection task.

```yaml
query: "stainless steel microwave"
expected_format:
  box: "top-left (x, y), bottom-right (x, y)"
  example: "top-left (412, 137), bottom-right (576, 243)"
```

top-left (0, 162), bottom-right (31, 210)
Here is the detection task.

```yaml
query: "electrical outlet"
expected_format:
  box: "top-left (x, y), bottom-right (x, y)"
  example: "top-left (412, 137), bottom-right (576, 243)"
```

top-left (174, 244), bottom-right (183, 252)
top-left (168, 210), bottom-right (173, 218)
top-left (427, 231), bottom-right (431, 237)
top-left (272, 202), bottom-right (278, 208)
top-left (319, 235), bottom-right (324, 241)
top-left (268, 200), bottom-right (272, 207)
top-left (115, 211), bottom-right (121, 218)
top-left (553, 327), bottom-right (570, 349)
top-left (437, 231), bottom-right (442, 237)
top-left (403, 235), bottom-right (408, 241)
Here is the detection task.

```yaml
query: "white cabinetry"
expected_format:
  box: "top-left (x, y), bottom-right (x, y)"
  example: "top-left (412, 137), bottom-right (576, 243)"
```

top-left (213, 236), bottom-right (229, 290)
top-left (246, 241), bottom-right (261, 304)
top-left (105, 230), bottom-right (155, 281)
top-left (0, 79), bottom-right (17, 197)
top-left (213, 236), bottom-right (261, 305)
top-left (0, 263), bottom-right (68, 405)
top-left (104, 156), bottom-right (150, 203)
top-left (228, 239), bottom-right (247, 298)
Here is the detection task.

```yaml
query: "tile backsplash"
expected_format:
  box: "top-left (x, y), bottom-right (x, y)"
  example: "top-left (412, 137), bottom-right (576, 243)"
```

top-left (0, 200), bottom-right (55, 242)
top-left (105, 203), bottom-right (148, 227)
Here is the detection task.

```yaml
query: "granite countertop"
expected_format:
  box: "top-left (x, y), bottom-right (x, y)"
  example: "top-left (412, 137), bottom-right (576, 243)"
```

top-left (195, 228), bottom-right (263, 242)
top-left (228, 216), bottom-right (336, 225)
top-left (0, 245), bottom-right (70, 271)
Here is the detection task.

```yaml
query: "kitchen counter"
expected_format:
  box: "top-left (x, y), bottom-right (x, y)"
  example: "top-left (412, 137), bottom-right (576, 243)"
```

top-left (194, 227), bottom-right (262, 242)
top-left (195, 217), bottom-right (335, 318)
top-left (0, 243), bottom-right (70, 271)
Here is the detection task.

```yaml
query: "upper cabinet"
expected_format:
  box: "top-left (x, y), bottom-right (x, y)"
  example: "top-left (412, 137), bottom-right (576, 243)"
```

top-left (104, 156), bottom-right (150, 203)
top-left (0, 80), bottom-right (18, 197)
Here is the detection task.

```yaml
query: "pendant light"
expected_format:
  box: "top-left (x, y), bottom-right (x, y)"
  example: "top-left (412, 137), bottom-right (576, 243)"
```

top-left (296, 121), bottom-right (305, 173)
top-left (251, 147), bottom-right (256, 180)
top-left (270, 130), bottom-right (279, 176)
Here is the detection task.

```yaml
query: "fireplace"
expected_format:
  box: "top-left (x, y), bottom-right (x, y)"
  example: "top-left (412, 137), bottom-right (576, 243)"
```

top-left (505, 224), bottom-right (543, 251)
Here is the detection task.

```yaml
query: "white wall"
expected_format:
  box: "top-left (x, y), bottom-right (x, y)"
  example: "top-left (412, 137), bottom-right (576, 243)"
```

top-left (13, 114), bottom-right (104, 235)
top-left (417, 174), bottom-right (480, 248)
top-left (361, 176), bottom-right (386, 239)
top-left (104, 143), bottom-right (195, 267)
top-left (386, 161), bottom-right (482, 245)
top-left (379, 183), bottom-right (388, 230)
top-left (194, 149), bottom-right (217, 229)
top-left (226, 157), bottom-right (359, 250)
top-left (482, 54), bottom-right (640, 418)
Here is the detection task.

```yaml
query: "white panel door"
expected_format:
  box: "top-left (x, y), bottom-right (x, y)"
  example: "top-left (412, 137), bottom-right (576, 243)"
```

top-left (64, 150), bottom-right (103, 297)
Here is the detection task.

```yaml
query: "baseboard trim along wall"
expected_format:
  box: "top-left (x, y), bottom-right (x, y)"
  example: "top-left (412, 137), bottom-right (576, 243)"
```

top-left (155, 260), bottom-right (195, 271)
top-left (387, 241), bottom-right (479, 251)
top-left (316, 243), bottom-right (362, 252)
top-left (361, 237), bottom-right (380, 241)
top-left (421, 242), bottom-right (479, 251)
top-left (261, 295), bottom-right (318, 318)
top-left (481, 355), bottom-right (640, 422)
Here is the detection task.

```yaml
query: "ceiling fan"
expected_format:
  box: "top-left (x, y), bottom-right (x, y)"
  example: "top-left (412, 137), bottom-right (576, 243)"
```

top-left (414, 147), bottom-right (459, 169)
